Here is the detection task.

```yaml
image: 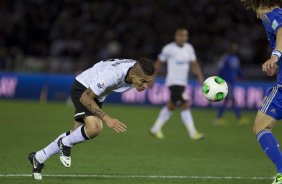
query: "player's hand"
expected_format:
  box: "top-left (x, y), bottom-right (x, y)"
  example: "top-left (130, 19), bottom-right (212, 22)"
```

top-left (197, 76), bottom-right (204, 84)
top-left (104, 116), bottom-right (127, 133)
top-left (262, 55), bottom-right (279, 76)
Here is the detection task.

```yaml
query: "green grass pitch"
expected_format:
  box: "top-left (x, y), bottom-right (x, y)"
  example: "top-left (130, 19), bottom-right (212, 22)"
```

top-left (0, 100), bottom-right (281, 184)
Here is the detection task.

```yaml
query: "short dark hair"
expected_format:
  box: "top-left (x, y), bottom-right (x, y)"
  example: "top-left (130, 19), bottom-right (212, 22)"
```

top-left (136, 58), bottom-right (155, 76)
top-left (175, 27), bottom-right (188, 34)
top-left (242, 0), bottom-right (282, 10)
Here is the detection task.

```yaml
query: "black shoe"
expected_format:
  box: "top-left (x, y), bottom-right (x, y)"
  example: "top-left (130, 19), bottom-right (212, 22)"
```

top-left (28, 152), bottom-right (44, 180)
top-left (57, 138), bottom-right (71, 167)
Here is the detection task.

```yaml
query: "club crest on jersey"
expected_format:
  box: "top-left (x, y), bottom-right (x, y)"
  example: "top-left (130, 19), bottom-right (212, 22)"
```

top-left (272, 19), bottom-right (278, 30)
top-left (97, 81), bottom-right (105, 89)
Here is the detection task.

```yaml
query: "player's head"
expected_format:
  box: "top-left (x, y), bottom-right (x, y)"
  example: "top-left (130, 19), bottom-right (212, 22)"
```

top-left (242, 0), bottom-right (282, 19)
top-left (174, 28), bottom-right (188, 46)
top-left (130, 58), bottom-right (155, 92)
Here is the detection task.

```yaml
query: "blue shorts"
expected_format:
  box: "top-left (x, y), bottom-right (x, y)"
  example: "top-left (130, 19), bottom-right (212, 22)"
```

top-left (259, 84), bottom-right (282, 120)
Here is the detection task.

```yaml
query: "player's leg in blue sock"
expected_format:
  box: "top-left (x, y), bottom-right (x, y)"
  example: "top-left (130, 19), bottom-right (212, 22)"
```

top-left (254, 111), bottom-right (282, 173)
top-left (217, 104), bottom-right (225, 119)
top-left (214, 99), bottom-right (227, 125)
top-left (232, 105), bottom-right (241, 119)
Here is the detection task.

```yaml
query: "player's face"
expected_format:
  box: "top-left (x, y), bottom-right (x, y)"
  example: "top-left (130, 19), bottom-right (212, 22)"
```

top-left (132, 74), bottom-right (154, 92)
top-left (175, 30), bottom-right (188, 46)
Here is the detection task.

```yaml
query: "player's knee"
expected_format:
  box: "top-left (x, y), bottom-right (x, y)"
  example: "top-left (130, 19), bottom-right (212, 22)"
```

top-left (84, 117), bottom-right (103, 139)
top-left (252, 114), bottom-right (274, 135)
top-left (167, 102), bottom-right (177, 110)
top-left (180, 102), bottom-right (189, 110)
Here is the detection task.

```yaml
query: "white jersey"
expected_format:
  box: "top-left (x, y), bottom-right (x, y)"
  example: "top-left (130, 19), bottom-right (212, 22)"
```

top-left (158, 42), bottom-right (197, 86)
top-left (76, 59), bottom-right (136, 102)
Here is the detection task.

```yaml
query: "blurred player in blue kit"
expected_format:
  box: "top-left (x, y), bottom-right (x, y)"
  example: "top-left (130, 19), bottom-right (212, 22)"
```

top-left (213, 43), bottom-right (248, 125)
top-left (243, 0), bottom-right (282, 183)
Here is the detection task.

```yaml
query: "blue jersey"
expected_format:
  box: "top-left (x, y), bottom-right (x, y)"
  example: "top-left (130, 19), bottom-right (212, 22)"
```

top-left (218, 54), bottom-right (242, 85)
top-left (262, 8), bottom-right (282, 83)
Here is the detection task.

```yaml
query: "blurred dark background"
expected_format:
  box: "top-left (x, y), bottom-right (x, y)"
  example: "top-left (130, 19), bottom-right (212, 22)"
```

top-left (0, 0), bottom-right (271, 80)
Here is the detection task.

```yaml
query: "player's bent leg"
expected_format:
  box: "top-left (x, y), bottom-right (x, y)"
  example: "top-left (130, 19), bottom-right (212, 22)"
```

top-left (84, 116), bottom-right (103, 139)
top-left (253, 111), bottom-right (276, 134)
top-left (254, 111), bottom-right (282, 182)
top-left (180, 103), bottom-right (204, 140)
top-left (58, 119), bottom-right (99, 168)
top-left (29, 128), bottom-right (74, 179)
top-left (150, 102), bottom-right (175, 139)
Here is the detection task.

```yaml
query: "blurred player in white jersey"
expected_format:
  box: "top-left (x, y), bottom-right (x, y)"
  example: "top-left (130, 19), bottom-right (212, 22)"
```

top-left (150, 28), bottom-right (204, 140)
top-left (28, 58), bottom-right (155, 180)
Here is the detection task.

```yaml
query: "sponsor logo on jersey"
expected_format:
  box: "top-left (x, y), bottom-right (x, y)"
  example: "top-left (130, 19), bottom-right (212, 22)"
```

top-left (272, 19), bottom-right (278, 30)
top-left (97, 81), bottom-right (105, 89)
top-left (270, 108), bottom-right (276, 114)
top-left (176, 60), bottom-right (186, 65)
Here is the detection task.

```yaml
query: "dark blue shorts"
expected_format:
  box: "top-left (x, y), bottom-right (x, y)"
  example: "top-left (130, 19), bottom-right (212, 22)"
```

top-left (259, 84), bottom-right (282, 120)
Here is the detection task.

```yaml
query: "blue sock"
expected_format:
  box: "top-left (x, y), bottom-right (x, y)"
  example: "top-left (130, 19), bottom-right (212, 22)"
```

top-left (232, 105), bottom-right (241, 119)
top-left (257, 130), bottom-right (282, 173)
top-left (217, 105), bottom-right (225, 118)
top-left (232, 98), bottom-right (241, 119)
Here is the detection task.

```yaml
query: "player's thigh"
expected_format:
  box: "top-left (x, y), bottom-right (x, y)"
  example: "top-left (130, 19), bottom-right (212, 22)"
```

top-left (84, 116), bottom-right (103, 136)
top-left (254, 85), bottom-right (282, 134)
top-left (167, 101), bottom-right (177, 110)
top-left (253, 111), bottom-right (277, 134)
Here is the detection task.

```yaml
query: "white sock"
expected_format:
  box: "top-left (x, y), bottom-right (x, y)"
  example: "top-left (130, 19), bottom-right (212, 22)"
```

top-left (62, 125), bottom-right (89, 147)
top-left (151, 106), bottom-right (172, 133)
top-left (180, 109), bottom-right (197, 137)
top-left (35, 131), bottom-right (70, 163)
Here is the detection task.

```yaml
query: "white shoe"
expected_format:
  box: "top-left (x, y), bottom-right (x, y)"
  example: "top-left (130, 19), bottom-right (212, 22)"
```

top-left (273, 173), bottom-right (282, 184)
top-left (190, 132), bottom-right (204, 140)
top-left (58, 138), bottom-right (72, 168)
top-left (150, 130), bottom-right (165, 139)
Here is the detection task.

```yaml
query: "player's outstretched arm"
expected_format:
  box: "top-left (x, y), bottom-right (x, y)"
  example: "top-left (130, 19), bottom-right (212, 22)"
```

top-left (262, 27), bottom-right (282, 76)
top-left (191, 61), bottom-right (204, 84)
top-left (80, 88), bottom-right (127, 133)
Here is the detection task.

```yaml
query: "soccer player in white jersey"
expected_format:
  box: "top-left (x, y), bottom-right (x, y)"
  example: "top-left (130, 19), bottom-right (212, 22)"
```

top-left (150, 28), bottom-right (204, 140)
top-left (28, 58), bottom-right (155, 180)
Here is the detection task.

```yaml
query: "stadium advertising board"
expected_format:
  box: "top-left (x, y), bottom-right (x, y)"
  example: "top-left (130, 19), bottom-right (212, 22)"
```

top-left (0, 72), bottom-right (273, 110)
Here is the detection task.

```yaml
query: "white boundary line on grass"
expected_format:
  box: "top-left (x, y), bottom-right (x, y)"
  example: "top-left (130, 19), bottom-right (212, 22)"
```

top-left (0, 174), bottom-right (272, 180)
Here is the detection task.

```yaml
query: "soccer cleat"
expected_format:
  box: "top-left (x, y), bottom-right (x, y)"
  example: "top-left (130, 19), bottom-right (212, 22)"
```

top-left (190, 132), bottom-right (204, 140)
top-left (238, 117), bottom-right (249, 125)
top-left (213, 118), bottom-right (227, 126)
top-left (28, 152), bottom-right (44, 180)
top-left (273, 173), bottom-right (282, 184)
top-left (57, 138), bottom-right (72, 168)
top-left (150, 130), bottom-right (165, 139)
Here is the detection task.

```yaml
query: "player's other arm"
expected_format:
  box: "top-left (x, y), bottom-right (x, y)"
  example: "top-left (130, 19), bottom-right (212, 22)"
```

top-left (191, 61), bottom-right (204, 84)
top-left (79, 88), bottom-right (127, 133)
top-left (263, 27), bottom-right (282, 76)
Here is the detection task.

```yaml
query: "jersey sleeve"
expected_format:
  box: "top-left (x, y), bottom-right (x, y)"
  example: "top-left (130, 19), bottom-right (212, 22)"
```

top-left (266, 13), bottom-right (282, 34)
top-left (189, 45), bottom-right (197, 62)
top-left (158, 45), bottom-right (170, 62)
top-left (89, 70), bottom-right (117, 96)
